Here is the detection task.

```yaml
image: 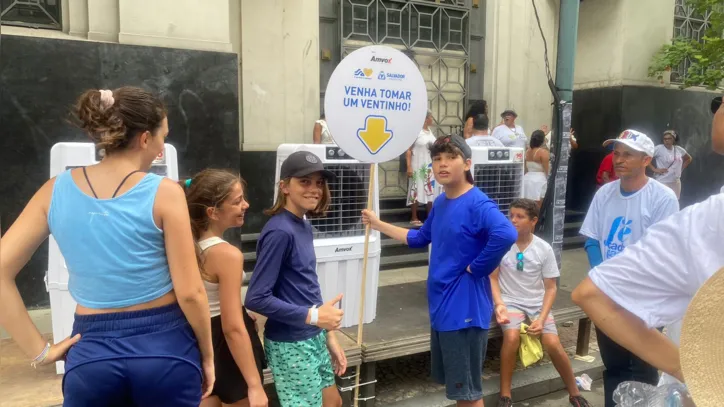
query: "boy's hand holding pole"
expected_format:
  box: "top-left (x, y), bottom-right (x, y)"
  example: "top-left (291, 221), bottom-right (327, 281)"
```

top-left (361, 209), bottom-right (411, 243)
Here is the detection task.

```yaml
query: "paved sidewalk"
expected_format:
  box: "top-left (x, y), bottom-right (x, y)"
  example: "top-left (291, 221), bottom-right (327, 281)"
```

top-left (3, 250), bottom-right (595, 406)
top-left (521, 380), bottom-right (603, 406)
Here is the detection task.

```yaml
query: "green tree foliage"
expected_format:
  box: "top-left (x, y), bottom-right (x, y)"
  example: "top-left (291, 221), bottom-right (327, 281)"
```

top-left (649, 0), bottom-right (724, 89)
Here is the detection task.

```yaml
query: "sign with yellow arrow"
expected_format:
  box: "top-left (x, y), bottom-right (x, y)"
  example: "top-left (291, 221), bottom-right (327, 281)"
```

top-left (324, 45), bottom-right (427, 163)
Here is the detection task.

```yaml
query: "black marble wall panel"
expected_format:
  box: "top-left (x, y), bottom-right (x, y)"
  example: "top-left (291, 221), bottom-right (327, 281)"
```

top-left (239, 151), bottom-right (278, 234)
top-left (0, 34), bottom-right (239, 308)
top-left (620, 86), bottom-right (723, 208)
top-left (568, 86), bottom-right (624, 212)
top-left (569, 85), bottom-right (724, 212)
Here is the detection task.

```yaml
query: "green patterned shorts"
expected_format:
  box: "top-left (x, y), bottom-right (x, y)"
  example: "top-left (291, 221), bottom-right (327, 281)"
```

top-left (265, 331), bottom-right (336, 407)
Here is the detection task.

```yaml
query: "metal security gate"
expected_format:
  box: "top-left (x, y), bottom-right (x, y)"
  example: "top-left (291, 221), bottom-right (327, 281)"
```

top-left (320, 0), bottom-right (485, 198)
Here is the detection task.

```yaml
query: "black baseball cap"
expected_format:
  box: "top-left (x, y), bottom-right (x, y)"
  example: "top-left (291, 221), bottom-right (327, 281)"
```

top-left (433, 135), bottom-right (474, 184)
top-left (449, 134), bottom-right (472, 160)
top-left (280, 151), bottom-right (336, 181)
top-left (433, 134), bottom-right (472, 160)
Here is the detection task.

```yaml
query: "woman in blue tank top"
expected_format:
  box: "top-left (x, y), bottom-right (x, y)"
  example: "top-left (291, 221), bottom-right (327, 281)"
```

top-left (0, 87), bottom-right (215, 406)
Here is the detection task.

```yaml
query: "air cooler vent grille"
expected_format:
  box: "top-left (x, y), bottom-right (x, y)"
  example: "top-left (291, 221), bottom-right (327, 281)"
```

top-left (473, 163), bottom-right (524, 216)
top-left (308, 164), bottom-right (370, 239)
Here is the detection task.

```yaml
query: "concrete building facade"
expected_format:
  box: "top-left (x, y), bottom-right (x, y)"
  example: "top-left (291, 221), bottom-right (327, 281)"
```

top-left (2, 0), bottom-right (722, 313)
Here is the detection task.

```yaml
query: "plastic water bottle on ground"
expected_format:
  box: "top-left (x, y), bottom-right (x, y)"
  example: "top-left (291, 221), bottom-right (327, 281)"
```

top-left (576, 373), bottom-right (592, 391)
top-left (613, 381), bottom-right (694, 407)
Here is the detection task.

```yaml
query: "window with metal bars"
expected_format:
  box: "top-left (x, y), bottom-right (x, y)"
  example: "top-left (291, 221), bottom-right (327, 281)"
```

top-left (339, 0), bottom-right (470, 139)
top-left (1, 0), bottom-right (61, 30)
top-left (472, 163), bottom-right (523, 216)
top-left (671, 0), bottom-right (711, 83)
top-left (308, 164), bottom-right (371, 239)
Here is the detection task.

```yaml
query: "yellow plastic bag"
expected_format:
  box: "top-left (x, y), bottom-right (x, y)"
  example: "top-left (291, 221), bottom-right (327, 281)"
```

top-left (518, 323), bottom-right (544, 367)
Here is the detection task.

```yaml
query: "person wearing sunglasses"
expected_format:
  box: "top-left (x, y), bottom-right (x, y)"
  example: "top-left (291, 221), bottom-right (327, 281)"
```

top-left (489, 199), bottom-right (591, 407)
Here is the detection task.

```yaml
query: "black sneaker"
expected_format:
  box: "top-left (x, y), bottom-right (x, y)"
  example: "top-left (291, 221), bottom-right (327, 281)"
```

top-left (497, 396), bottom-right (513, 407)
top-left (570, 395), bottom-right (591, 407)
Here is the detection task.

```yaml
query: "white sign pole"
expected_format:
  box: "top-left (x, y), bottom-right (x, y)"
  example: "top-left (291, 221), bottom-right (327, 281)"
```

top-left (324, 45), bottom-right (427, 406)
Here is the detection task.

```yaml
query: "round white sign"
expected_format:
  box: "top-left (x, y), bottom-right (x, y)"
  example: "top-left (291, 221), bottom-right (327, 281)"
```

top-left (324, 45), bottom-right (428, 163)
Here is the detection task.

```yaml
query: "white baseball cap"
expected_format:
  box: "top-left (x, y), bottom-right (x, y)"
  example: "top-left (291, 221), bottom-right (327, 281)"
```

top-left (602, 129), bottom-right (655, 157)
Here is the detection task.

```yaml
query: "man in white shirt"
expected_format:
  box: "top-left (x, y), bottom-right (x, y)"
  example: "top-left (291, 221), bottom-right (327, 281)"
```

top-left (465, 114), bottom-right (504, 147)
top-left (491, 199), bottom-right (591, 407)
top-left (491, 110), bottom-right (527, 149)
top-left (578, 129), bottom-right (679, 407)
top-left (572, 95), bottom-right (724, 392)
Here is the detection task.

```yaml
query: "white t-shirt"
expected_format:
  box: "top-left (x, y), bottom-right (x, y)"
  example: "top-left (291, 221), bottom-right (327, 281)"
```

top-left (491, 124), bottom-right (527, 148)
top-left (580, 178), bottom-right (679, 261)
top-left (588, 193), bottom-right (724, 384)
top-left (653, 145), bottom-right (688, 183)
top-left (467, 134), bottom-right (505, 147)
top-left (498, 235), bottom-right (559, 310)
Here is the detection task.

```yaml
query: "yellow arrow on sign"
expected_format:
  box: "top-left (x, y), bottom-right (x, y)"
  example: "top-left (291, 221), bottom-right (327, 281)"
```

top-left (357, 116), bottom-right (393, 154)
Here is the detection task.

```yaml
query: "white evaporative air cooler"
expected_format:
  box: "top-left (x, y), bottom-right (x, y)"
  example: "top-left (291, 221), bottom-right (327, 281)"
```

top-left (45, 142), bottom-right (179, 374)
top-left (469, 146), bottom-right (525, 215)
top-left (274, 144), bottom-right (381, 328)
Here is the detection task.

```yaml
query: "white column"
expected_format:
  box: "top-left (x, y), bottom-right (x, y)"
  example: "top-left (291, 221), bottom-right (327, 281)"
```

top-left (621, 0), bottom-right (675, 85)
top-left (88, 0), bottom-right (120, 43)
top-left (240, 0), bottom-right (320, 151)
top-left (66, 0), bottom-right (89, 38)
top-left (484, 0), bottom-right (559, 133)
top-left (575, 0), bottom-right (675, 90)
top-left (118, 0), bottom-right (232, 52)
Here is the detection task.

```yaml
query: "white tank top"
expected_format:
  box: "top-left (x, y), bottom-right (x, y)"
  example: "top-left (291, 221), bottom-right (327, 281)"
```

top-left (526, 160), bottom-right (544, 173)
top-left (198, 237), bottom-right (244, 318)
top-left (526, 149), bottom-right (545, 173)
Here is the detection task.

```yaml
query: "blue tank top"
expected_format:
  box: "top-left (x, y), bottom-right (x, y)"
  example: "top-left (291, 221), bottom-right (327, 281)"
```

top-left (48, 169), bottom-right (173, 309)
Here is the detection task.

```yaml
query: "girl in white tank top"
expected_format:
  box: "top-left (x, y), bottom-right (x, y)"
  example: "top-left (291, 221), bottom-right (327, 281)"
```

top-left (523, 130), bottom-right (550, 207)
top-left (198, 236), bottom-right (233, 318)
top-left (181, 169), bottom-right (268, 407)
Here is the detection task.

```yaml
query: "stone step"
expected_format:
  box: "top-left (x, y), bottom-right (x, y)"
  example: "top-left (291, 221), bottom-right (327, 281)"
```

top-left (380, 252), bottom-right (429, 269)
top-left (563, 235), bottom-right (587, 248)
top-left (383, 349), bottom-right (604, 407)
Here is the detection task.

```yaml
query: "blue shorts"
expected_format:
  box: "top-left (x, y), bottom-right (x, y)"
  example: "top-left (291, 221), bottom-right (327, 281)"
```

top-left (62, 303), bottom-right (202, 407)
top-left (430, 327), bottom-right (489, 401)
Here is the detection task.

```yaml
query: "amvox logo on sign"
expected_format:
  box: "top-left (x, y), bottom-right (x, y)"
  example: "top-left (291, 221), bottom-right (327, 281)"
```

top-left (334, 246), bottom-right (353, 253)
top-left (370, 56), bottom-right (392, 64)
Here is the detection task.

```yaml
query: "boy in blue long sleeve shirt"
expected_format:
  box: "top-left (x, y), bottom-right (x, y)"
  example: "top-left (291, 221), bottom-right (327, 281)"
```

top-left (362, 135), bottom-right (517, 407)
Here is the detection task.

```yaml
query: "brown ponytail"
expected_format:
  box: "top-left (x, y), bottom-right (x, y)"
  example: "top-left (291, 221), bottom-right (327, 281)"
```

top-left (73, 86), bottom-right (166, 154)
top-left (180, 169), bottom-right (244, 280)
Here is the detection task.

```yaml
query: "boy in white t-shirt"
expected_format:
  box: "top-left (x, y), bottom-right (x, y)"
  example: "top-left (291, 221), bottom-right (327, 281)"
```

top-left (573, 95), bottom-right (724, 389)
top-left (491, 199), bottom-right (590, 407)
top-left (578, 129), bottom-right (679, 407)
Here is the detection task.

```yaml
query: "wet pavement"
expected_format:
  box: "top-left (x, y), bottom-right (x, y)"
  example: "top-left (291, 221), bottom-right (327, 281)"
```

top-left (3, 250), bottom-right (596, 406)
